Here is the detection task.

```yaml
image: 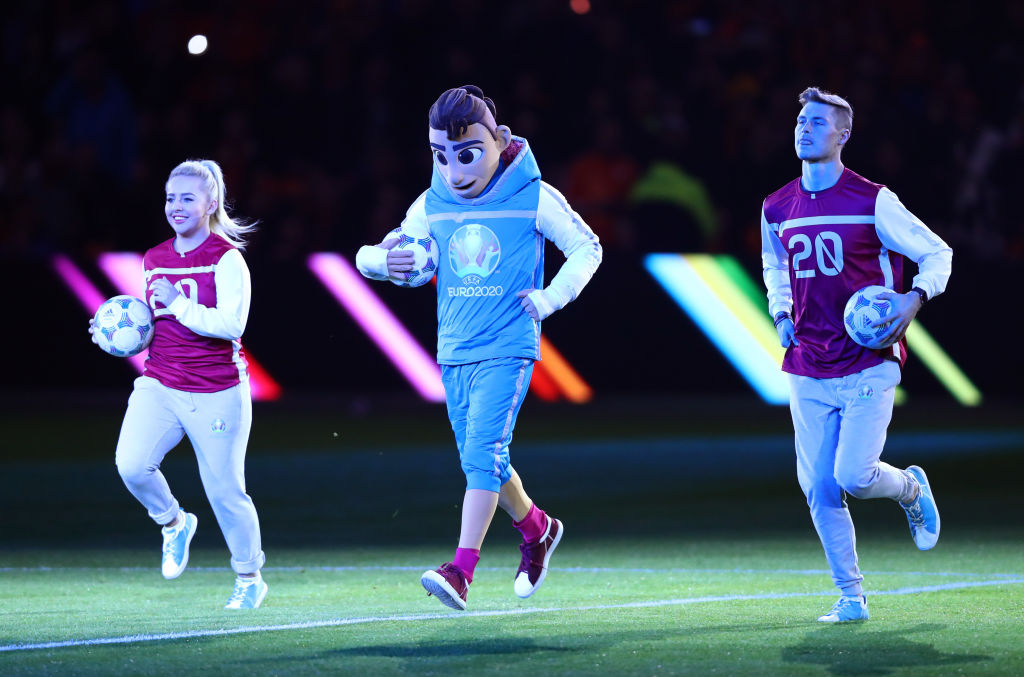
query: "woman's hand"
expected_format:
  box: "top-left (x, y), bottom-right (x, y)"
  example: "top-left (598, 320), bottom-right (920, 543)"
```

top-left (149, 278), bottom-right (180, 308)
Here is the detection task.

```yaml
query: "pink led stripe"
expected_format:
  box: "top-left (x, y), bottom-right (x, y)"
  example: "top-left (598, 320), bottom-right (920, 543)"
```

top-left (96, 252), bottom-right (147, 299)
top-left (52, 254), bottom-right (148, 373)
top-left (307, 252), bottom-right (445, 402)
top-left (97, 252), bottom-right (282, 402)
top-left (52, 254), bottom-right (107, 313)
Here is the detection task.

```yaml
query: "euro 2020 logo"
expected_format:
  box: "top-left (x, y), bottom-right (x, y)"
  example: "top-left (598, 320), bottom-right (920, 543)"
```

top-left (448, 224), bottom-right (500, 285)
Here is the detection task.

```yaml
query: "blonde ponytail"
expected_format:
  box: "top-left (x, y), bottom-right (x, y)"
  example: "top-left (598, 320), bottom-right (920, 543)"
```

top-left (167, 159), bottom-right (257, 249)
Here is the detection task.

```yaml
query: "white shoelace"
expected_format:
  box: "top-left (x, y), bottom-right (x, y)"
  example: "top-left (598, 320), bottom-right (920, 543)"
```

top-left (898, 470), bottom-right (921, 505)
top-left (828, 596), bottom-right (863, 616)
top-left (227, 578), bottom-right (259, 606)
top-left (162, 523), bottom-right (184, 556)
top-left (227, 581), bottom-right (251, 605)
top-left (905, 500), bottom-right (925, 527)
top-left (161, 514), bottom-right (188, 553)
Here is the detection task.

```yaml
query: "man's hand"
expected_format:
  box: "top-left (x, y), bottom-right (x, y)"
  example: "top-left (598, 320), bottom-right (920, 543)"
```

top-left (871, 291), bottom-right (923, 348)
top-left (149, 278), bottom-right (180, 308)
top-left (776, 315), bottom-right (799, 348)
top-left (380, 237), bottom-right (415, 276)
top-left (516, 289), bottom-right (540, 320)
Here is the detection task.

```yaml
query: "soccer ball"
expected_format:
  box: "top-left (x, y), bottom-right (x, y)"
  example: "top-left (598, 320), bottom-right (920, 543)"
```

top-left (385, 225), bottom-right (439, 288)
top-left (843, 285), bottom-right (894, 349)
top-left (93, 295), bottom-right (154, 357)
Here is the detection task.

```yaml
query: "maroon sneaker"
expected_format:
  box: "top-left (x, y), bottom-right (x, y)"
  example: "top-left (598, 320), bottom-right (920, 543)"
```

top-left (420, 562), bottom-right (469, 611)
top-left (514, 516), bottom-right (563, 598)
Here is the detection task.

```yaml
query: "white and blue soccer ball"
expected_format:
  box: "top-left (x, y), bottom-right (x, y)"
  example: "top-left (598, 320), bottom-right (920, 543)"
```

top-left (386, 225), bottom-right (439, 288)
top-left (93, 295), bottom-right (154, 357)
top-left (843, 285), bottom-right (894, 349)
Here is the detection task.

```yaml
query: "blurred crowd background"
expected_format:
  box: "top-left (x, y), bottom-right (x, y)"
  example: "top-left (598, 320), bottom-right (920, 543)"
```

top-left (1, 0), bottom-right (1020, 399)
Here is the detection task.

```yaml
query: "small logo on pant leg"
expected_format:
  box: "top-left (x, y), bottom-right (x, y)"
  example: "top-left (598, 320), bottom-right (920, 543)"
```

top-left (211, 418), bottom-right (227, 433)
top-left (858, 385), bottom-right (874, 399)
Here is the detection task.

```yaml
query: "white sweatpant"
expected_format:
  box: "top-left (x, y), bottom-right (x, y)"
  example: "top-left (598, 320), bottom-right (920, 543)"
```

top-left (115, 375), bottom-right (265, 574)
top-left (788, 360), bottom-right (905, 596)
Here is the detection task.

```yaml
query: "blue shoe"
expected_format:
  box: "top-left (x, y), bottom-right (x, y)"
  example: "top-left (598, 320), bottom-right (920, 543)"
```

top-left (900, 465), bottom-right (940, 550)
top-left (817, 595), bottom-right (869, 623)
top-left (160, 511), bottom-right (197, 580)
top-left (225, 574), bottom-right (268, 609)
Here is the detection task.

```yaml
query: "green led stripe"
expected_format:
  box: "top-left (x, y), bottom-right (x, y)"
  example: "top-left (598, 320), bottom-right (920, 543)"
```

top-left (715, 255), bottom-right (770, 311)
top-left (904, 322), bottom-right (982, 406)
top-left (684, 254), bottom-right (785, 364)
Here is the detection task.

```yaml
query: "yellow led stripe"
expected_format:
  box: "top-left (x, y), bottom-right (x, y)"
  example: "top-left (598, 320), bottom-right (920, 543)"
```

top-left (904, 322), bottom-right (981, 406)
top-left (683, 254), bottom-right (786, 365)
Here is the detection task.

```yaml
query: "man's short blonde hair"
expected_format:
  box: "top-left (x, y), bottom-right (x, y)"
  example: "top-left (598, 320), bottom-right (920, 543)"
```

top-left (799, 87), bottom-right (853, 134)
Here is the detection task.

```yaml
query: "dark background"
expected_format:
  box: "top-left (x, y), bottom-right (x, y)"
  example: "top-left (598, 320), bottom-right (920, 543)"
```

top-left (0, 5), bottom-right (1022, 637)
top-left (1, 0), bottom-right (1021, 402)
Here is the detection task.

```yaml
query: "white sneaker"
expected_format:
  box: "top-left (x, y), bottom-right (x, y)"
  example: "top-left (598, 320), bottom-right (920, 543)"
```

top-left (160, 511), bottom-right (198, 580)
top-left (817, 595), bottom-right (869, 623)
top-left (225, 574), bottom-right (268, 609)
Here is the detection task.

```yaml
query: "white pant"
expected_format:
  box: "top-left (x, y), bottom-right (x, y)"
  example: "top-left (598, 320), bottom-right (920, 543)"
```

top-left (115, 376), bottom-right (265, 574)
top-left (788, 361), bottom-right (905, 596)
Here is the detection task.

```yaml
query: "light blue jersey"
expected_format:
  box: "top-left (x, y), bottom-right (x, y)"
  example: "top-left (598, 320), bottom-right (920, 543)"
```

top-left (425, 138), bottom-right (544, 365)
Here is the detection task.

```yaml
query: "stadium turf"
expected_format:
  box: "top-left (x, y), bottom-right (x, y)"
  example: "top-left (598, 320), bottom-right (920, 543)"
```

top-left (2, 537), bottom-right (1023, 676)
top-left (1, 396), bottom-right (1022, 675)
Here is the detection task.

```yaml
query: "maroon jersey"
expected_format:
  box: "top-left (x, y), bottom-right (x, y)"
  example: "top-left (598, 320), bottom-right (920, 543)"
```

top-left (761, 168), bottom-right (906, 378)
top-left (142, 233), bottom-right (250, 392)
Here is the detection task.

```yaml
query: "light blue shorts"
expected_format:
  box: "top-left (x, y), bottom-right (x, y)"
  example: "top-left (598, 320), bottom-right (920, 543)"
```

top-left (441, 357), bottom-right (534, 492)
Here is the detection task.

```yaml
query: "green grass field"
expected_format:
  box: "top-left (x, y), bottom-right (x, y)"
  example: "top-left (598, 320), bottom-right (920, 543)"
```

top-left (2, 396), bottom-right (1022, 675)
top-left (2, 537), bottom-right (1023, 676)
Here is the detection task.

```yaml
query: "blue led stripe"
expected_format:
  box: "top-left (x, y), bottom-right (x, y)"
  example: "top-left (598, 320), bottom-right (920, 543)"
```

top-left (645, 254), bottom-right (789, 404)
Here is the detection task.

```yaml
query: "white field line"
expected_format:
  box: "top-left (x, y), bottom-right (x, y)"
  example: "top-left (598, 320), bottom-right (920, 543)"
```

top-left (1, 577), bottom-right (1022, 654)
top-left (1, 565), bottom-right (1020, 578)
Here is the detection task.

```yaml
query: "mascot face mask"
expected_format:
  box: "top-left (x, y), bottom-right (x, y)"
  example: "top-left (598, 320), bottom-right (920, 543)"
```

top-left (429, 121), bottom-right (510, 199)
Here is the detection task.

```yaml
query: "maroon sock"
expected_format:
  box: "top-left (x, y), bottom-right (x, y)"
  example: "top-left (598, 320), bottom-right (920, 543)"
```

top-left (452, 547), bottom-right (480, 583)
top-left (513, 503), bottom-right (548, 543)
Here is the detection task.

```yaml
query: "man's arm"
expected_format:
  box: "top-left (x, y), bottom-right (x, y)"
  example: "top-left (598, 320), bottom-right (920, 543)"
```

top-left (871, 188), bottom-right (953, 345)
top-left (760, 206), bottom-right (797, 347)
top-left (874, 187), bottom-right (952, 301)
